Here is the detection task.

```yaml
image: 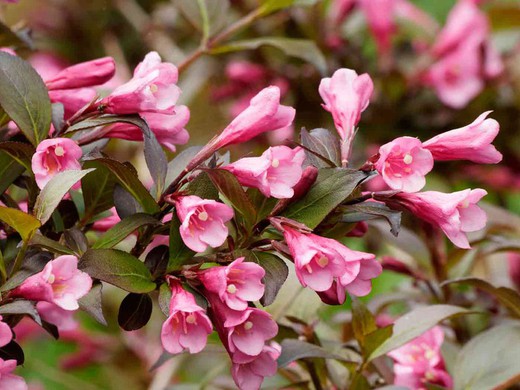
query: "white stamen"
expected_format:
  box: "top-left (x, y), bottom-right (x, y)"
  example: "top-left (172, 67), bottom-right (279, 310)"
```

top-left (244, 321), bottom-right (253, 330)
top-left (54, 146), bottom-right (65, 157)
top-left (48, 274), bottom-right (55, 284)
top-left (149, 84), bottom-right (158, 93)
top-left (271, 159), bottom-right (280, 168)
top-left (460, 200), bottom-right (470, 208)
top-left (403, 153), bottom-right (413, 164)
top-left (227, 284), bottom-right (237, 294)
top-left (186, 314), bottom-right (196, 324)
top-left (198, 211), bottom-right (209, 221)
top-left (316, 256), bottom-right (329, 268)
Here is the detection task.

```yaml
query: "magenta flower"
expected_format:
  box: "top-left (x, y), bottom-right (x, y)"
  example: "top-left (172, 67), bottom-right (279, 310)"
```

top-left (104, 106), bottom-right (190, 152)
top-left (12, 255), bottom-right (92, 310)
top-left (174, 195), bottom-right (234, 252)
top-left (199, 257), bottom-right (265, 311)
top-left (161, 282), bottom-right (213, 354)
top-left (48, 87), bottom-right (98, 119)
top-left (390, 189), bottom-right (488, 248)
top-left (223, 146), bottom-right (305, 199)
top-left (91, 207), bottom-right (121, 232)
top-left (44, 57), bottom-right (115, 90)
top-left (31, 138), bottom-right (82, 189)
top-left (231, 343), bottom-right (281, 390)
top-left (0, 358), bottom-right (27, 390)
top-left (101, 51), bottom-right (180, 115)
top-left (376, 136), bottom-right (434, 192)
top-left (0, 316), bottom-right (12, 347)
top-left (319, 68), bottom-right (373, 163)
top-left (423, 111), bottom-right (502, 164)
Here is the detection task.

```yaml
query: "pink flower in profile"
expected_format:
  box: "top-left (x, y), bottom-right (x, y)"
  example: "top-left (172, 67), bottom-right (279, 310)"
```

top-left (389, 189), bottom-right (488, 248)
top-left (161, 282), bottom-right (213, 354)
top-left (376, 136), bottom-right (434, 192)
top-left (31, 138), bottom-right (82, 189)
top-left (359, 0), bottom-right (396, 57)
top-left (0, 316), bottom-right (12, 347)
top-left (36, 302), bottom-right (78, 331)
top-left (91, 207), bottom-right (121, 232)
top-left (48, 88), bottom-right (98, 119)
top-left (12, 255), bottom-right (92, 310)
top-left (199, 257), bottom-right (265, 311)
top-left (174, 195), bottom-right (234, 252)
top-left (44, 57), bottom-right (115, 90)
top-left (224, 146), bottom-right (305, 199)
top-left (319, 68), bottom-right (373, 162)
top-left (389, 326), bottom-right (453, 389)
top-left (104, 106), bottom-right (190, 152)
top-left (101, 51), bottom-right (180, 115)
top-left (0, 358), bottom-right (27, 390)
top-left (423, 111), bottom-right (502, 164)
top-left (231, 343), bottom-right (281, 390)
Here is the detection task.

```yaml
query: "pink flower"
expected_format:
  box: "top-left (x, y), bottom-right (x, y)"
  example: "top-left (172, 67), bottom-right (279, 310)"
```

top-left (359, 0), bottom-right (396, 57)
top-left (104, 106), bottom-right (190, 152)
top-left (160, 282), bottom-right (213, 354)
top-left (423, 111), bottom-right (502, 164)
top-left (44, 57), bottom-right (115, 90)
top-left (174, 195), bottom-right (234, 252)
top-left (319, 68), bottom-right (373, 162)
top-left (36, 302), bottom-right (78, 331)
top-left (389, 326), bottom-right (453, 390)
top-left (12, 255), bottom-right (92, 310)
top-left (223, 146), bottom-right (305, 199)
top-left (101, 51), bottom-right (180, 115)
top-left (198, 257), bottom-right (265, 311)
top-left (0, 358), bottom-right (27, 390)
top-left (91, 207), bottom-right (121, 232)
top-left (376, 136), bottom-right (434, 192)
top-left (231, 343), bottom-right (281, 390)
top-left (389, 189), bottom-right (488, 248)
top-left (0, 316), bottom-right (12, 347)
top-left (31, 138), bottom-right (82, 189)
top-left (48, 88), bottom-right (98, 119)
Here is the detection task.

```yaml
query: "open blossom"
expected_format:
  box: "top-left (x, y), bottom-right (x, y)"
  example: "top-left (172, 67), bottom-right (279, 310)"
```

top-left (0, 358), bottom-right (27, 390)
top-left (389, 326), bottom-right (453, 389)
top-left (103, 106), bottom-right (190, 152)
top-left (101, 51), bottom-right (180, 115)
top-left (32, 138), bottom-right (82, 189)
top-left (161, 282), bottom-right (213, 354)
top-left (174, 195), bottom-right (234, 252)
top-left (0, 316), bottom-right (12, 347)
top-left (389, 189), bottom-right (488, 248)
top-left (44, 57), bottom-right (115, 90)
top-left (231, 343), bottom-right (281, 390)
top-left (376, 137), bottom-right (434, 192)
top-left (423, 111), bottom-right (502, 164)
top-left (198, 257), bottom-right (265, 311)
top-left (224, 146), bottom-right (305, 199)
top-left (12, 255), bottom-right (92, 310)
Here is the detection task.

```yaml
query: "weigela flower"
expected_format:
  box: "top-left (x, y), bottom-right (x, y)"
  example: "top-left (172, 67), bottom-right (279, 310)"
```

top-left (160, 282), bottom-right (213, 354)
top-left (104, 106), bottom-right (190, 152)
top-left (223, 146), bottom-right (305, 199)
top-left (12, 255), bottom-right (92, 310)
top-left (0, 316), bottom-right (12, 347)
top-left (31, 138), bottom-right (82, 189)
top-left (174, 195), bottom-right (234, 252)
top-left (376, 136), bottom-right (434, 192)
top-left (231, 343), bottom-right (281, 390)
top-left (48, 88), bottom-right (98, 119)
top-left (91, 207), bottom-right (121, 232)
top-left (423, 111), bottom-right (502, 164)
top-left (37, 302), bottom-right (78, 331)
top-left (198, 257), bottom-right (265, 311)
top-left (389, 189), bottom-right (488, 248)
top-left (44, 57), bottom-right (115, 90)
top-left (0, 358), bottom-right (27, 390)
top-left (101, 51), bottom-right (180, 115)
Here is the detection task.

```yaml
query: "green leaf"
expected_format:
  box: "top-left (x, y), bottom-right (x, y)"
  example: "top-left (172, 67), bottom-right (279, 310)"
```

top-left (186, 171), bottom-right (219, 200)
top-left (92, 213), bottom-right (159, 249)
top-left (248, 251), bottom-right (288, 306)
top-left (158, 283), bottom-right (172, 317)
top-left (81, 160), bottom-right (117, 222)
top-left (79, 249), bottom-right (156, 293)
top-left (33, 169), bottom-right (95, 225)
top-left (283, 168), bottom-right (369, 229)
top-left (0, 300), bottom-right (41, 325)
top-left (0, 141), bottom-right (35, 173)
top-left (0, 21), bottom-right (32, 49)
top-left (363, 325), bottom-right (393, 359)
top-left (300, 128), bottom-right (340, 167)
top-left (175, 0), bottom-right (229, 37)
top-left (258, 0), bottom-right (295, 15)
top-left (453, 323), bottom-right (520, 390)
top-left (0, 151), bottom-right (25, 195)
top-left (164, 146), bottom-right (203, 190)
top-left (0, 206), bottom-right (41, 241)
top-left (343, 202), bottom-right (401, 237)
top-left (212, 37), bottom-right (327, 75)
top-left (30, 233), bottom-right (75, 255)
top-left (368, 305), bottom-right (474, 362)
top-left (168, 213), bottom-right (195, 272)
top-left (277, 339), bottom-right (355, 367)
top-left (441, 277), bottom-right (520, 318)
top-left (351, 297), bottom-right (377, 348)
top-left (87, 158), bottom-right (160, 214)
top-left (205, 169), bottom-right (257, 227)
top-left (78, 281), bottom-right (107, 326)
top-left (0, 52), bottom-right (51, 145)
top-left (118, 293), bottom-right (153, 331)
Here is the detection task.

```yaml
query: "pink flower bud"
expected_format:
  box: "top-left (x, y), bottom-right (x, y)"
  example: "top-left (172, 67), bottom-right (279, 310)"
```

top-left (101, 51), bottom-right (180, 115)
top-left (346, 221), bottom-right (369, 237)
top-left (423, 112), bottom-right (502, 164)
top-left (0, 358), bottom-right (27, 390)
top-left (389, 188), bottom-right (488, 248)
top-left (160, 282), bottom-right (213, 354)
top-left (104, 106), bottom-right (190, 152)
top-left (223, 146), bottom-right (305, 199)
top-left (44, 57), bottom-right (115, 90)
top-left (231, 343), bottom-right (281, 390)
top-left (174, 195), bottom-right (234, 252)
top-left (91, 207), bottom-right (121, 232)
top-left (0, 316), bottom-right (12, 347)
top-left (198, 257), bottom-right (265, 311)
top-left (31, 138), bottom-right (82, 189)
top-left (375, 136), bottom-right (434, 192)
top-left (12, 255), bottom-right (92, 310)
